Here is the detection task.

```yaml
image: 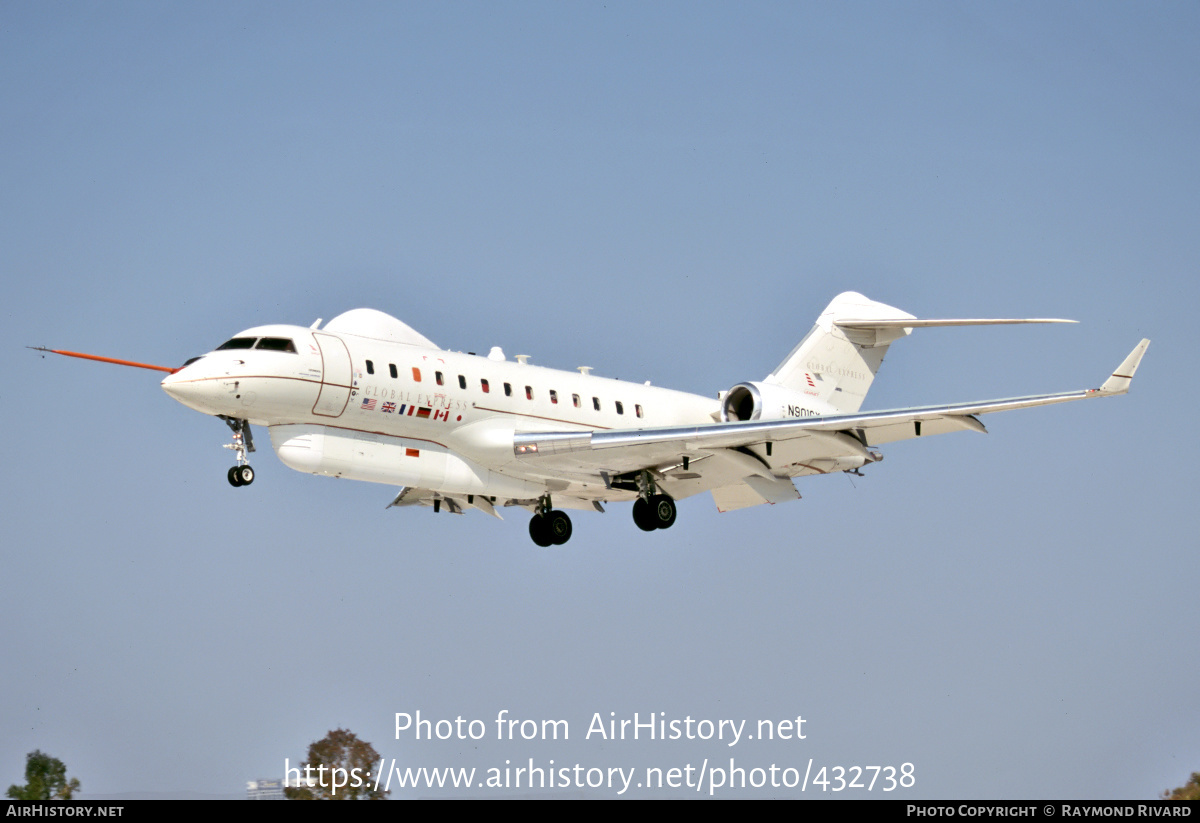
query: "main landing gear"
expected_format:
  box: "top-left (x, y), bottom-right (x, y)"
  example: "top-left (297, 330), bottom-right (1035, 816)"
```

top-left (633, 494), bottom-right (677, 531)
top-left (631, 470), bottom-right (677, 532)
top-left (529, 496), bottom-right (572, 547)
top-left (220, 415), bottom-right (256, 487)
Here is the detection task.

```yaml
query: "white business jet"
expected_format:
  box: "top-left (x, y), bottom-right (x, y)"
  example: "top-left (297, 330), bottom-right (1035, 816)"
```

top-left (34, 292), bottom-right (1148, 546)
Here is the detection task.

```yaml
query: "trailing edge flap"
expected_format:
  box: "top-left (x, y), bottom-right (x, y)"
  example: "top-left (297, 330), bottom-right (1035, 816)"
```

top-left (511, 340), bottom-right (1149, 464)
top-left (744, 474), bottom-right (801, 504)
top-left (711, 476), bottom-right (800, 512)
top-left (386, 487), bottom-right (503, 519)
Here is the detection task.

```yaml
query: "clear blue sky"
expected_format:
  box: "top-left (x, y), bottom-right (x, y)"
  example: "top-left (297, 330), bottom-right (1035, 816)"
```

top-left (2, 1), bottom-right (1196, 798)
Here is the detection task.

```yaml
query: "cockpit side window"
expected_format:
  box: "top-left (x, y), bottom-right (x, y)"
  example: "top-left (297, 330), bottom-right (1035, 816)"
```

top-left (255, 337), bottom-right (297, 353)
top-left (216, 337), bottom-right (257, 350)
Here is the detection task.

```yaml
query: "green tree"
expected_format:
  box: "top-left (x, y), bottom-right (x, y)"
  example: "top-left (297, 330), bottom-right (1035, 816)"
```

top-left (285, 728), bottom-right (388, 800)
top-left (1161, 771), bottom-right (1200, 800)
top-left (6, 750), bottom-right (80, 800)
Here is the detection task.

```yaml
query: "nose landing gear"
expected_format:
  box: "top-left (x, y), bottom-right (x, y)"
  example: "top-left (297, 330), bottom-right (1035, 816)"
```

top-left (220, 415), bottom-right (256, 487)
top-left (227, 464), bottom-right (255, 487)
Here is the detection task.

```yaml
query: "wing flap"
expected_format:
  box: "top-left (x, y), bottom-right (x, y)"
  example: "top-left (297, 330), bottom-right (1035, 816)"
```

top-left (386, 487), bottom-right (504, 519)
top-left (711, 483), bottom-right (770, 512)
top-left (710, 475), bottom-right (803, 512)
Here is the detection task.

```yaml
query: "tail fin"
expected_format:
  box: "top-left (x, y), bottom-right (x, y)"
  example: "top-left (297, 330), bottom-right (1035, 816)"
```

top-left (764, 292), bottom-right (916, 414)
top-left (764, 292), bottom-right (1077, 414)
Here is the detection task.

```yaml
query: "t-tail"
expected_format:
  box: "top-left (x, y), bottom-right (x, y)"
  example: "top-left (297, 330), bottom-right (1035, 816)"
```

top-left (763, 292), bottom-right (1077, 414)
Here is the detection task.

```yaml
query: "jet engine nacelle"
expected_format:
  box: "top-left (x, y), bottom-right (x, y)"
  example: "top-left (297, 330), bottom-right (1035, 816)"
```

top-left (719, 381), bottom-right (828, 422)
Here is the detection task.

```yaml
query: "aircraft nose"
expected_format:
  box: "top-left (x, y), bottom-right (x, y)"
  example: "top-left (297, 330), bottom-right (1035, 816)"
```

top-left (161, 370), bottom-right (199, 406)
top-left (161, 367), bottom-right (224, 414)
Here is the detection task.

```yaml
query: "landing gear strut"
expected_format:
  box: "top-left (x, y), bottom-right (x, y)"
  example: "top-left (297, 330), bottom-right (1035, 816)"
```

top-left (220, 415), bottom-right (256, 487)
top-left (529, 496), bottom-right (572, 546)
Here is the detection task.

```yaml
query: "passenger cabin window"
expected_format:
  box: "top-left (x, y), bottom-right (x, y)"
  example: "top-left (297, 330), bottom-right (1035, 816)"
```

top-left (458, 375), bottom-right (467, 390)
top-left (412, 367), bottom-right (421, 382)
top-left (525, 386), bottom-right (534, 400)
top-left (572, 394), bottom-right (581, 408)
top-left (366, 360), bottom-right (374, 375)
top-left (436, 371), bottom-right (444, 386)
top-left (635, 404), bottom-right (644, 418)
top-left (615, 401), bottom-right (624, 415)
top-left (593, 397), bottom-right (601, 411)
top-left (255, 337), bottom-right (296, 353)
top-left (389, 363), bottom-right (398, 379)
top-left (481, 379), bottom-right (490, 393)
top-left (216, 337), bottom-right (256, 350)
top-left (550, 389), bottom-right (558, 404)
top-left (504, 383), bottom-right (513, 397)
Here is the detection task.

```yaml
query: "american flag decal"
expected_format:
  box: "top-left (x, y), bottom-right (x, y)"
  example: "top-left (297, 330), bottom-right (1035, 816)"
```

top-left (381, 402), bottom-right (396, 413)
top-left (361, 398), bottom-right (377, 411)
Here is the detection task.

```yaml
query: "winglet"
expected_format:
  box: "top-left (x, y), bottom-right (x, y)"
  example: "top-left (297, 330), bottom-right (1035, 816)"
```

top-left (1098, 339), bottom-right (1150, 395)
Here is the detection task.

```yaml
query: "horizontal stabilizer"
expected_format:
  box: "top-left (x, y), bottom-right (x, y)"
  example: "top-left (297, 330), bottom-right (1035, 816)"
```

top-left (836, 317), bottom-right (1076, 329)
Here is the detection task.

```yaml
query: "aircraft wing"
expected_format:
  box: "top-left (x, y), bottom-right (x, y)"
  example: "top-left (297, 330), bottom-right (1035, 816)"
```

top-left (510, 339), bottom-right (1149, 510)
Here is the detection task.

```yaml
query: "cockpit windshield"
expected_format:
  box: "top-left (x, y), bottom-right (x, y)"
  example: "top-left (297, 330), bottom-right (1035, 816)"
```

top-left (255, 337), bottom-right (297, 353)
top-left (214, 337), bottom-right (297, 353)
top-left (216, 337), bottom-right (256, 350)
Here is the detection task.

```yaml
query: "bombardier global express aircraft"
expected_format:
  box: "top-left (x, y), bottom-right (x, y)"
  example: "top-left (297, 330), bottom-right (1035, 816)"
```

top-left (36, 292), bottom-right (1148, 546)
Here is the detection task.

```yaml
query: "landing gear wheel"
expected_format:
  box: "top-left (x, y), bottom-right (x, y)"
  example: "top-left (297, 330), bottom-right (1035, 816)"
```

top-left (546, 510), bottom-right (573, 545)
top-left (650, 494), bottom-right (676, 529)
top-left (227, 466), bottom-right (243, 487)
top-left (529, 514), bottom-right (554, 547)
top-left (236, 465), bottom-right (255, 486)
top-left (632, 498), bottom-right (657, 531)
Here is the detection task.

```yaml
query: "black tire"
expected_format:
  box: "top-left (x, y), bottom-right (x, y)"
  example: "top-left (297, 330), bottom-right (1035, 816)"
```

top-left (632, 497), bottom-right (657, 531)
top-left (547, 510), bottom-right (573, 545)
top-left (227, 466), bottom-right (243, 487)
top-left (237, 465), bottom-right (255, 486)
top-left (529, 514), bottom-right (554, 547)
top-left (650, 494), bottom-right (677, 529)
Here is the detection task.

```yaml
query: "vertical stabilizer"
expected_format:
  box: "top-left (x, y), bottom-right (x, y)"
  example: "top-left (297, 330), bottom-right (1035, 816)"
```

top-left (764, 292), bottom-right (916, 414)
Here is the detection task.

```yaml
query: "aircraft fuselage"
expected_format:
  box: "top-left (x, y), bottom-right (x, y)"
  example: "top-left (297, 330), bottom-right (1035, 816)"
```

top-left (160, 318), bottom-right (732, 505)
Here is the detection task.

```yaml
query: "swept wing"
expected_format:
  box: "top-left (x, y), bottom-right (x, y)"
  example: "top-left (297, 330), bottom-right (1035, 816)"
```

top-left (510, 339), bottom-right (1150, 509)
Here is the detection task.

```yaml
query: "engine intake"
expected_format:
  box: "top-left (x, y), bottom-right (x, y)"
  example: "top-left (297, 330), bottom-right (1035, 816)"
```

top-left (720, 381), bottom-right (828, 422)
top-left (721, 382), bottom-right (762, 422)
